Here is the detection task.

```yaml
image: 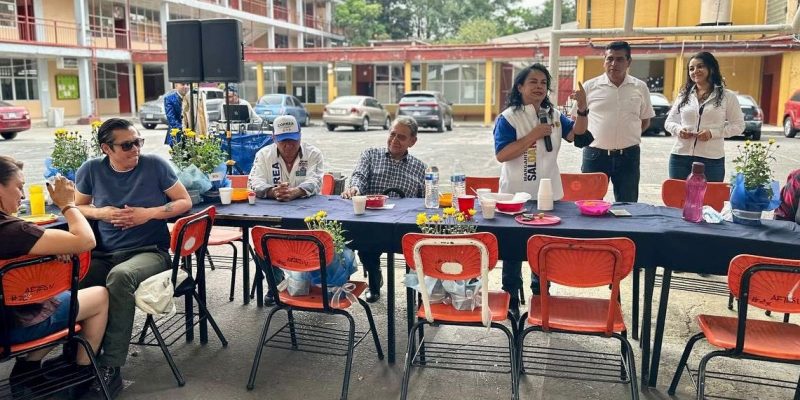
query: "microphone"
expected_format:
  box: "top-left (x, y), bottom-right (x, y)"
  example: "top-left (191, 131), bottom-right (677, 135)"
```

top-left (538, 108), bottom-right (553, 152)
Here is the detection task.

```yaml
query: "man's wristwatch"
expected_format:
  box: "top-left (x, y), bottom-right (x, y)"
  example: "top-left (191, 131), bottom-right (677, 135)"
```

top-left (577, 108), bottom-right (590, 117)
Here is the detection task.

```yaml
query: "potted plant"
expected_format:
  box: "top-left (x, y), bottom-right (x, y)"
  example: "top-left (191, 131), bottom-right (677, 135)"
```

top-left (729, 139), bottom-right (781, 225)
top-left (169, 128), bottom-right (227, 202)
top-left (45, 121), bottom-right (102, 181)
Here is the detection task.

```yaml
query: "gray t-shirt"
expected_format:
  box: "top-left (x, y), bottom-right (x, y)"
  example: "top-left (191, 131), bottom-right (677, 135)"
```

top-left (76, 154), bottom-right (178, 252)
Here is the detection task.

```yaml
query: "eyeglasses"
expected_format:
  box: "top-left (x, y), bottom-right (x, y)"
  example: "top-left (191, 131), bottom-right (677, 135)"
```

top-left (110, 138), bottom-right (144, 151)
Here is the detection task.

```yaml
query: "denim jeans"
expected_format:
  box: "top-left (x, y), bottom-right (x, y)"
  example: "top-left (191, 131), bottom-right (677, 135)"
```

top-left (582, 145), bottom-right (641, 202)
top-left (668, 154), bottom-right (726, 182)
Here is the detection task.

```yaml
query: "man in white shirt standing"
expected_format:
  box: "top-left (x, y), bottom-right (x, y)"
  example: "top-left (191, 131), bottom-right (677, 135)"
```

top-left (579, 41), bottom-right (655, 202)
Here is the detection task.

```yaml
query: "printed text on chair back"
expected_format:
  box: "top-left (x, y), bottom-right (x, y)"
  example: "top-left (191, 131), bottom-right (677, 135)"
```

top-left (251, 226), bottom-right (335, 272)
top-left (728, 254), bottom-right (800, 314)
top-left (170, 206), bottom-right (216, 257)
top-left (0, 255), bottom-right (79, 306)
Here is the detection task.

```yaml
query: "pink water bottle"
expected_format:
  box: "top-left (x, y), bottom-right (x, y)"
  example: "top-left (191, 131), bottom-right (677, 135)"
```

top-left (682, 162), bottom-right (707, 223)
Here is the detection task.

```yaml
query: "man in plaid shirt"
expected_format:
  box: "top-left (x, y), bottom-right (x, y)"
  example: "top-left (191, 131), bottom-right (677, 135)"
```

top-left (342, 116), bottom-right (426, 302)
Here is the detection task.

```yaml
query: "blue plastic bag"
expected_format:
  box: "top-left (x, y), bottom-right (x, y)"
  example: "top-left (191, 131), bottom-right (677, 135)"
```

top-left (309, 247), bottom-right (357, 288)
top-left (43, 157), bottom-right (76, 182)
top-left (174, 164), bottom-right (213, 194)
top-left (729, 173), bottom-right (780, 212)
top-left (208, 162), bottom-right (230, 191)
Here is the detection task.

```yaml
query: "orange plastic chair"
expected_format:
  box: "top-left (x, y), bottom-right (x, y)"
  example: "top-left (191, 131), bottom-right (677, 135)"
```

top-left (400, 232), bottom-right (518, 400)
top-left (661, 178), bottom-right (731, 212)
top-left (465, 176), bottom-right (499, 196)
top-left (560, 172), bottom-right (609, 201)
top-left (520, 235), bottom-right (638, 399)
top-left (668, 254), bottom-right (800, 398)
top-left (133, 206), bottom-right (228, 386)
top-left (0, 254), bottom-right (110, 398)
top-left (228, 174), bottom-right (249, 188)
top-left (247, 226), bottom-right (383, 398)
top-left (321, 173), bottom-right (335, 195)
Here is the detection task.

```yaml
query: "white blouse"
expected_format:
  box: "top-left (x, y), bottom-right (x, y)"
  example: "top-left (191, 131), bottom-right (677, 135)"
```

top-left (665, 86), bottom-right (745, 159)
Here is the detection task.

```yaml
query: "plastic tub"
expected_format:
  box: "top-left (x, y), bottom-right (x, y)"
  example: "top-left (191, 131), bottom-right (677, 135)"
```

top-left (575, 200), bottom-right (612, 216)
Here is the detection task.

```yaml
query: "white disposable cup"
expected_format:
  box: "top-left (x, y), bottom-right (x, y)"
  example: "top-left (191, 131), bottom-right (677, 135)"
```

top-left (219, 187), bottom-right (233, 205)
top-left (352, 195), bottom-right (367, 215)
top-left (480, 199), bottom-right (496, 219)
top-left (537, 179), bottom-right (554, 211)
top-left (475, 188), bottom-right (491, 200)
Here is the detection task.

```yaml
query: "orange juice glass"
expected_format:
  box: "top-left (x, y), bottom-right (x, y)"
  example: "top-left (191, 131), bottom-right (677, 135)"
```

top-left (438, 192), bottom-right (453, 208)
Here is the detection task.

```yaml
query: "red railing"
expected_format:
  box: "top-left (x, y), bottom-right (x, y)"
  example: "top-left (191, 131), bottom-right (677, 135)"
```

top-left (0, 15), bottom-right (80, 46)
top-left (242, 0), bottom-right (268, 16)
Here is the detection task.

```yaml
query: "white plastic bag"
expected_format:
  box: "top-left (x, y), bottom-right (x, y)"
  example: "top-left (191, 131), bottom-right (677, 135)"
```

top-left (135, 269), bottom-right (188, 315)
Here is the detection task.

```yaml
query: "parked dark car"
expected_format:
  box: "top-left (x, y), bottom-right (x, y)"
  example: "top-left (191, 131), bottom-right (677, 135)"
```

top-left (736, 94), bottom-right (762, 141)
top-left (323, 96), bottom-right (391, 131)
top-left (254, 94), bottom-right (309, 126)
top-left (646, 93), bottom-right (671, 136)
top-left (783, 89), bottom-right (800, 138)
top-left (0, 101), bottom-right (31, 140)
top-left (396, 91), bottom-right (453, 132)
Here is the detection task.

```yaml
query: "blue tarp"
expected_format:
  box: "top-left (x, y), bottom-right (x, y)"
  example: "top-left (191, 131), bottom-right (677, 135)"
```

top-left (218, 132), bottom-right (273, 175)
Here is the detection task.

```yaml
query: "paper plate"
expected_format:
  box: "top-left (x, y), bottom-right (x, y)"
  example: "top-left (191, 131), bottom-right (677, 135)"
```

top-left (21, 213), bottom-right (59, 225)
top-left (515, 214), bottom-right (561, 226)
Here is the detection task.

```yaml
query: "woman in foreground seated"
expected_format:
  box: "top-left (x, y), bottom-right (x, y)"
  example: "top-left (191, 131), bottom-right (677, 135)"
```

top-left (775, 168), bottom-right (800, 224)
top-left (0, 155), bottom-right (111, 395)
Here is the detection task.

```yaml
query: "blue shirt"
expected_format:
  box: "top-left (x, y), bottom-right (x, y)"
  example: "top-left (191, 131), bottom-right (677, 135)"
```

top-left (164, 91), bottom-right (183, 145)
top-left (493, 113), bottom-right (574, 154)
top-left (76, 154), bottom-right (178, 252)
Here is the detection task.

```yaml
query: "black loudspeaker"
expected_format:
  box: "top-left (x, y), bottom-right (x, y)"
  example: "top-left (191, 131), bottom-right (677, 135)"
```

top-left (201, 19), bottom-right (243, 82)
top-left (166, 20), bottom-right (203, 83)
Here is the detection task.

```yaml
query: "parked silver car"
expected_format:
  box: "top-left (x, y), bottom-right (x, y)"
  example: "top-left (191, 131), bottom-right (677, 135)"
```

top-left (322, 95), bottom-right (391, 131)
top-left (396, 90), bottom-right (453, 132)
top-left (138, 87), bottom-right (225, 129)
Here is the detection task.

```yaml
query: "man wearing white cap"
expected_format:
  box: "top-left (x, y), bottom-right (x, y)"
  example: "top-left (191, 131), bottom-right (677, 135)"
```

top-left (249, 115), bottom-right (323, 201)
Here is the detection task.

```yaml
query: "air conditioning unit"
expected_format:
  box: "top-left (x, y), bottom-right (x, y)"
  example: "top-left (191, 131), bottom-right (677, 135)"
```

top-left (57, 57), bottom-right (79, 70)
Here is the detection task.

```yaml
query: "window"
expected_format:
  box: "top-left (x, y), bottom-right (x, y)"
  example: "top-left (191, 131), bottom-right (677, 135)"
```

top-left (374, 64), bottom-right (420, 104)
top-left (129, 6), bottom-right (161, 43)
top-left (262, 65), bottom-right (287, 94)
top-left (0, 1), bottom-right (16, 28)
top-left (88, 0), bottom-right (114, 38)
top-left (0, 58), bottom-right (37, 101)
top-left (791, 91), bottom-right (800, 102)
top-left (275, 33), bottom-right (289, 48)
top-left (427, 63), bottom-right (485, 105)
top-left (96, 63), bottom-right (117, 99)
top-left (291, 65), bottom-right (326, 104)
top-left (335, 64), bottom-right (352, 97)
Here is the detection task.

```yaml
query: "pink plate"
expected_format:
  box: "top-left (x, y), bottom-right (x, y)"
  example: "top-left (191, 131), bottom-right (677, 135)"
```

top-left (515, 214), bottom-right (561, 226)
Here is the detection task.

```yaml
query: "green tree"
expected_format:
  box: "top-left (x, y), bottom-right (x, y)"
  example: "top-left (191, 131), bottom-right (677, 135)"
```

top-left (498, 0), bottom-right (577, 35)
top-left (441, 18), bottom-right (499, 44)
top-left (335, 0), bottom-right (386, 46)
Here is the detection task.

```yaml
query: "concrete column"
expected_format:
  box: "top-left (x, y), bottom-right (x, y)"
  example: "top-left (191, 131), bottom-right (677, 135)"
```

top-left (163, 67), bottom-right (170, 91)
top-left (128, 63), bottom-right (136, 113)
top-left (268, 26), bottom-right (275, 48)
top-left (672, 55), bottom-right (686, 100)
top-left (77, 58), bottom-right (93, 117)
top-left (36, 59), bottom-right (51, 115)
top-left (267, 0), bottom-right (274, 18)
top-left (404, 60), bottom-right (411, 93)
top-left (325, 0), bottom-right (331, 32)
top-left (297, 32), bottom-right (304, 49)
top-left (256, 62), bottom-right (265, 98)
top-left (74, 0), bottom-right (88, 46)
top-left (483, 59), bottom-right (493, 126)
top-left (295, 0), bottom-right (303, 25)
top-left (160, 2), bottom-right (169, 47)
top-left (134, 63), bottom-right (145, 112)
top-left (327, 62), bottom-right (336, 102)
top-left (32, 0), bottom-right (45, 39)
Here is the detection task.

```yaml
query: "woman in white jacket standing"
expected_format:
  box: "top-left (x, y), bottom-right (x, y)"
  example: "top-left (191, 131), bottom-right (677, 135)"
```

top-left (665, 51), bottom-right (745, 182)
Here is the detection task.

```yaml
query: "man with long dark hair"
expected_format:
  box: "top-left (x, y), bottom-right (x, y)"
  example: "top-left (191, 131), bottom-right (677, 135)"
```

top-left (579, 41), bottom-right (654, 202)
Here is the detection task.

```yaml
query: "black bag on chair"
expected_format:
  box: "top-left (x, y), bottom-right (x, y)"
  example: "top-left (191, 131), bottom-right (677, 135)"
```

top-left (573, 130), bottom-right (595, 148)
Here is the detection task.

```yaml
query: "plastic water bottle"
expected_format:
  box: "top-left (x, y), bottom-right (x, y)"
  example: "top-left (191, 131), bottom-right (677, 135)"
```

top-left (450, 161), bottom-right (466, 208)
top-left (682, 162), bottom-right (707, 223)
top-left (424, 166), bottom-right (439, 209)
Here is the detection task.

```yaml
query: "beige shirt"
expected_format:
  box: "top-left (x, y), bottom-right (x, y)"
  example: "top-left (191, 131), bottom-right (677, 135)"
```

top-left (582, 73), bottom-right (655, 150)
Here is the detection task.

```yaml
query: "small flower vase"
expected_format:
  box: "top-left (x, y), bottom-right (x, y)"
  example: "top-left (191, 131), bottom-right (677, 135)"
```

top-left (309, 247), bottom-right (357, 291)
top-left (43, 157), bottom-right (76, 181)
top-left (729, 173), bottom-right (781, 226)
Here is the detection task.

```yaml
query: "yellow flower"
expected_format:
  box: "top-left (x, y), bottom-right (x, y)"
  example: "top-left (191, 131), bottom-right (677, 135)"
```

top-left (304, 216), bottom-right (312, 223)
top-left (315, 216), bottom-right (322, 222)
top-left (225, 159), bottom-right (236, 166)
top-left (185, 130), bottom-right (196, 138)
top-left (443, 207), bottom-right (456, 216)
top-left (430, 214), bottom-right (441, 223)
top-left (468, 209), bottom-right (476, 216)
top-left (91, 120), bottom-right (102, 130)
top-left (54, 128), bottom-right (67, 136)
top-left (456, 214), bottom-right (465, 222)
top-left (316, 210), bottom-right (327, 218)
top-left (170, 128), bottom-right (179, 137)
top-left (416, 214), bottom-right (428, 225)
top-left (769, 138), bottom-right (776, 145)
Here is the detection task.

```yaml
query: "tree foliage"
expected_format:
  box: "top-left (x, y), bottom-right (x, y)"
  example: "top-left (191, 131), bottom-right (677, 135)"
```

top-left (360, 0), bottom-right (577, 44)
top-left (334, 0), bottom-right (386, 46)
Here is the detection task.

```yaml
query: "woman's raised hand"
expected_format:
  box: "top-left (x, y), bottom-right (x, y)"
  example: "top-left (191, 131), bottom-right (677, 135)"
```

top-left (47, 176), bottom-right (76, 209)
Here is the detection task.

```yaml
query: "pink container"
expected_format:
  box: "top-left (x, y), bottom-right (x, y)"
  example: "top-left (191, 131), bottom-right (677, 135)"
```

top-left (575, 200), bottom-right (612, 216)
